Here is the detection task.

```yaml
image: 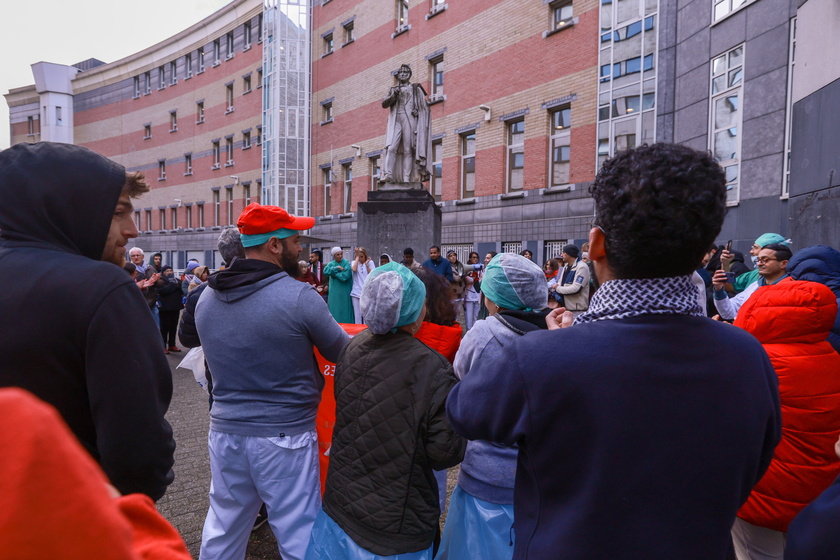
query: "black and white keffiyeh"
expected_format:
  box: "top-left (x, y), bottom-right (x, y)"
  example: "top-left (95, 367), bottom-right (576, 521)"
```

top-left (574, 275), bottom-right (703, 325)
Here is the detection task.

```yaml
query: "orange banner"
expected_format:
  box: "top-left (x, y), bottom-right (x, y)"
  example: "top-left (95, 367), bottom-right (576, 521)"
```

top-left (314, 323), bottom-right (367, 493)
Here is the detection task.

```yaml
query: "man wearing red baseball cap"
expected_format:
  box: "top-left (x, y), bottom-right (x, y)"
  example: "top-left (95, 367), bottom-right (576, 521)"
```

top-left (195, 204), bottom-right (350, 560)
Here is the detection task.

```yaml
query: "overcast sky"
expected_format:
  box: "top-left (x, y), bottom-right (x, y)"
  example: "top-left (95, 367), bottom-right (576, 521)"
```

top-left (0, 0), bottom-right (233, 149)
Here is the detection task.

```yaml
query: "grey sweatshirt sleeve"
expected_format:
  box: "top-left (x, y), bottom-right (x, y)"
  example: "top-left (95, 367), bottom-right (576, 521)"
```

top-left (301, 286), bottom-right (350, 362)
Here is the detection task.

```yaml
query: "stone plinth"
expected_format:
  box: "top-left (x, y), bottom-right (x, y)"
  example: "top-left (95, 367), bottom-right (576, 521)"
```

top-left (357, 188), bottom-right (441, 264)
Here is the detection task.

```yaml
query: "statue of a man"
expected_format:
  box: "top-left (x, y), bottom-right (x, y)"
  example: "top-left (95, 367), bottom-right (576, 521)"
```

top-left (380, 64), bottom-right (432, 185)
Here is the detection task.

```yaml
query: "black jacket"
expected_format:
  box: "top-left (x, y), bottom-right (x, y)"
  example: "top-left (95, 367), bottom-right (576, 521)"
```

top-left (324, 329), bottom-right (466, 555)
top-left (178, 282), bottom-right (207, 348)
top-left (157, 273), bottom-right (184, 312)
top-left (0, 142), bottom-right (175, 500)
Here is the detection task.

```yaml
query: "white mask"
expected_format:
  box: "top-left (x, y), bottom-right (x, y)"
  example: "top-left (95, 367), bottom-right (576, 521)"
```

top-left (750, 255), bottom-right (758, 265)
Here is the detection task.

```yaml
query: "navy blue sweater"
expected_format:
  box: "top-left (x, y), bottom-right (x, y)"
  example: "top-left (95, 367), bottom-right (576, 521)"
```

top-left (447, 314), bottom-right (781, 560)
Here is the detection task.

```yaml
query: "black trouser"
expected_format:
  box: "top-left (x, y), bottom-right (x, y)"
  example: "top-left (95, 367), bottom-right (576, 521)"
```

top-left (159, 310), bottom-right (180, 347)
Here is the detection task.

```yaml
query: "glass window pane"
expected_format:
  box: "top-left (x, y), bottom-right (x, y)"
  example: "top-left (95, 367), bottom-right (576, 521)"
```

top-left (729, 46), bottom-right (743, 68)
top-left (625, 57), bottom-right (641, 74)
top-left (712, 55), bottom-right (726, 76)
top-left (512, 152), bottom-right (524, 168)
top-left (714, 129), bottom-right (738, 161)
top-left (465, 156), bottom-right (475, 173)
top-left (728, 68), bottom-right (742, 87)
top-left (712, 75), bottom-right (727, 94)
top-left (642, 92), bottom-right (655, 110)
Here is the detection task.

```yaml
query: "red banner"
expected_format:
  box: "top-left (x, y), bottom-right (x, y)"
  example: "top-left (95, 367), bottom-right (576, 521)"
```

top-left (314, 323), bottom-right (367, 493)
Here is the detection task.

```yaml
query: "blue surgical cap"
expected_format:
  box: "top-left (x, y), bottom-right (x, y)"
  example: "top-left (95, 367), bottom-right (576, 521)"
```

top-left (481, 253), bottom-right (548, 312)
top-left (361, 262), bottom-right (427, 334)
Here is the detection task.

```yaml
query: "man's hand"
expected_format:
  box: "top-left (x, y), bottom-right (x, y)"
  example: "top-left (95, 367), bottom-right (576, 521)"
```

top-left (712, 269), bottom-right (728, 291)
top-left (719, 249), bottom-right (733, 265)
top-left (546, 307), bottom-right (574, 331)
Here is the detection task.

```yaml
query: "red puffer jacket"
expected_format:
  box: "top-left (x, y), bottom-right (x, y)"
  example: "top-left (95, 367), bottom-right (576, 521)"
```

top-left (415, 321), bottom-right (462, 364)
top-left (735, 280), bottom-right (840, 532)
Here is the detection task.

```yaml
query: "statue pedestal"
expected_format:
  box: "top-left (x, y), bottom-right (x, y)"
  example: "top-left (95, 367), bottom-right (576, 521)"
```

top-left (357, 187), bottom-right (441, 264)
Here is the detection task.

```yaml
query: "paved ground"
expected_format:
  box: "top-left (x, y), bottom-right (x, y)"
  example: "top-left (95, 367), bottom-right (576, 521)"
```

top-left (156, 343), bottom-right (458, 559)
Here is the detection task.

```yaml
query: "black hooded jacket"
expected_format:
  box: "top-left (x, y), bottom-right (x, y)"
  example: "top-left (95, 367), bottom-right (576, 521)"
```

top-left (0, 142), bottom-right (175, 500)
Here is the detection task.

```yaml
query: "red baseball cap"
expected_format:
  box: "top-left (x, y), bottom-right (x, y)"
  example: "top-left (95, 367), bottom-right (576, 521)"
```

top-left (237, 203), bottom-right (315, 235)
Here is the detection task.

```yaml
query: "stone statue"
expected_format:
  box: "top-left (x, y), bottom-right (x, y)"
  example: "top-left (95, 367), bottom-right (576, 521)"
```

top-left (379, 64), bottom-right (432, 186)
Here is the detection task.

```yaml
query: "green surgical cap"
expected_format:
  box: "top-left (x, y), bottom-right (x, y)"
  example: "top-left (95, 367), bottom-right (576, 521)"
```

top-left (361, 262), bottom-right (427, 334)
top-left (754, 233), bottom-right (789, 248)
top-left (481, 253), bottom-right (547, 312)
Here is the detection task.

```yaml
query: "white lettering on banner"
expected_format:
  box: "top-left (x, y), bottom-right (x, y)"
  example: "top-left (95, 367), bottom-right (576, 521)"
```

top-left (323, 364), bottom-right (336, 377)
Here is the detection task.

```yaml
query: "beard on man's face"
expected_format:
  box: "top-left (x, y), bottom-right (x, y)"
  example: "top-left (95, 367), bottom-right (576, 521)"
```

top-left (280, 245), bottom-right (301, 278)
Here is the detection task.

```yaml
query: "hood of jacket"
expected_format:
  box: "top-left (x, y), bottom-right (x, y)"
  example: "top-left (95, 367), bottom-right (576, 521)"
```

top-left (0, 142), bottom-right (125, 260)
top-left (735, 280), bottom-right (838, 345)
top-left (788, 245), bottom-right (840, 297)
top-left (207, 257), bottom-right (287, 302)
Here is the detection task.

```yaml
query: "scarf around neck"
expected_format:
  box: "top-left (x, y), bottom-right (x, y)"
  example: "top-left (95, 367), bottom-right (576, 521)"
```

top-left (574, 275), bottom-right (703, 325)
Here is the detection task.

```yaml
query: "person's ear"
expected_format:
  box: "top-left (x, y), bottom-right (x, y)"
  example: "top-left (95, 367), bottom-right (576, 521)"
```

top-left (588, 227), bottom-right (606, 261)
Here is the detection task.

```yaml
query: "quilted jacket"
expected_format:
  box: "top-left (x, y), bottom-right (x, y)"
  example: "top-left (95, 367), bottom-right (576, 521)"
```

top-left (735, 280), bottom-right (840, 532)
top-left (323, 328), bottom-right (466, 555)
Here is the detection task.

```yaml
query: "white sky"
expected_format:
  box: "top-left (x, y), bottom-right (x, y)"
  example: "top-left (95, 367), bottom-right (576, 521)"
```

top-left (0, 0), bottom-right (233, 149)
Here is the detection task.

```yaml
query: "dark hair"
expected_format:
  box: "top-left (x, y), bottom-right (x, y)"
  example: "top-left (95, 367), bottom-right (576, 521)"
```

top-left (403, 247), bottom-right (414, 256)
top-left (430, 245), bottom-right (440, 252)
top-left (468, 251), bottom-right (480, 261)
top-left (590, 143), bottom-right (726, 279)
top-left (413, 268), bottom-right (457, 326)
top-left (313, 250), bottom-right (323, 262)
top-left (123, 262), bottom-right (136, 275)
top-left (763, 243), bottom-right (792, 262)
top-left (519, 249), bottom-right (532, 258)
top-left (545, 259), bottom-right (560, 272)
top-left (486, 251), bottom-right (498, 259)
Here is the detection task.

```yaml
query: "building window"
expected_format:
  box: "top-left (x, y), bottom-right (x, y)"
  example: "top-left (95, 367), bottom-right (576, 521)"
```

top-left (145, 210), bottom-right (152, 231)
top-left (343, 164), bottom-right (353, 213)
top-left (709, 44), bottom-right (744, 205)
top-left (551, 0), bottom-right (574, 30)
top-left (369, 155), bottom-right (381, 190)
top-left (213, 39), bottom-right (221, 65)
top-left (170, 61), bottom-right (178, 85)
top-left (213, 191), bottom-right (220, 226)
top-left (169, 111), bottom-right (177, 132)
top-left (544, 240), bottom-right (567, 259)
top-left (133, 76), bottom-right (141, 98)
top-left (226, 189), bottom-right (234, 225)
top-left (550, 106), bottom-right (571, 186)
top-left (243, 74), bottom-right (252, 93)
top-left (502, 241), bottom-right (523, 254)
top-left (714, 0), bottom-right (756, 21)
top-left (198, 47), bottom-right (205, 73)
top-left (158, 209), bottom-right (166, 231)
top-left (196, 101), bottom-right (205, 124)
top-left (507, 119), bottom-right (525, 191)
top-left (322, 101), bottom-right (333, 124)
top-left (431, 139), bottom-right (443, 200)
top-left (258, 13), bottom-right (263, 42)
top-left (185, 154), bottom-right (193, 175)
top-left (212, 141), bottom-right (221, 169)
top-left (225, 137), bottom-right (234, 166)
top-left (461, 131), bottom-right (476, 198)
top-left (144, 71), bottom-right (151, 94)
top-left (243, 130), bottom-right (252, 149)
top-left (257, 68), bottom-right (263, 88)
top-left (343, 20), bottom-right (355, 44)
top-left (226, 31), bottom-right (235, 59)
top-left (55, 106), bottom-right (62, 126)
top-left (324, 168), bottom-right (332, 215)
top-left (397, 0), bottom-right (409, 30)
top-left (171, 207), bottom-right (178, 229)
top-left (134, 210), bottom-right (141, 231)
top-left (185, 53), bottom-right (193, 78)
top-left (158, 160), bottom-right (166, 181)
top-left (244, 185), bottom-right (252, 206)
top-left (197, 203), bottom-right (205, 228)
top-left (244, 22), bottom-right (253, 48)
top-left (158, 66), bottom-right (166, 89)
top-left (144, 124), bottom-right (152, 139)
top-left (430, 56), bottom-right (444, 99)
top-left (256, 126), bottom-right (262, 145)
top-left (186, 205), bottom-right (192, 229)
top-left (27, 115), bottom-right (35, 135)
top-left (323, 33), bottom-right (334, 55)
top-left (226, 84), bottom-right (234, 113)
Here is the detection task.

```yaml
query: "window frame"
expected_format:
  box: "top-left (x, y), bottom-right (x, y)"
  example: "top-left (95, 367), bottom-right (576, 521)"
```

top-left (323, 168), bottom-right (332, 215)
top-left (460, 131), bottom-right (476, 199)
top-left (506, 119), bottom-right (525, 192)
top-left (212, 141), bottom-right (221, 170)
top-left (184, 153), bottom-right (193, 176)
top-left (430, 139), bottom-right (443, 200)
top-left (708, 44), bottom-right (745, 205)
top-left (213, 191), bottom-right (221, 227)
top-left (342, 163), bottom-right (353, 213)
top-left (549, 105), bottom-right (572, 187)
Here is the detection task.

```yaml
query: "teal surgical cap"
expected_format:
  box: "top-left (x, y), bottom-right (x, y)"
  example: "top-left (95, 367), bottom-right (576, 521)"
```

top-left (361, 262), bottom-right (427, 334)
top-left (481, 253), bottom-right (547, 312)
top-left (754, 233), bottom-right (789, 248)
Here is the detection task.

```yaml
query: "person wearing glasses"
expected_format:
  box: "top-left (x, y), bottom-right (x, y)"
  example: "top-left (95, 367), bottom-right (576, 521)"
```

top-left (713, 243), bottom-right (792, 320)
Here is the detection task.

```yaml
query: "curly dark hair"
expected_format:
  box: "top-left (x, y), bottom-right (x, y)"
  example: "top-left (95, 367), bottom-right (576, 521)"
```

top-left (762, 243), bottom-right (792, 262)
top-left (590, 143), bottom-right (727, 279)
top-left (413, 268), bottom-right (457, 326)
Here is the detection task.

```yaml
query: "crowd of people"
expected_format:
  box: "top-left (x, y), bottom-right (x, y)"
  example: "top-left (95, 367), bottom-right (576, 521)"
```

top-left (2, 141), bottom-right (840, 560)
